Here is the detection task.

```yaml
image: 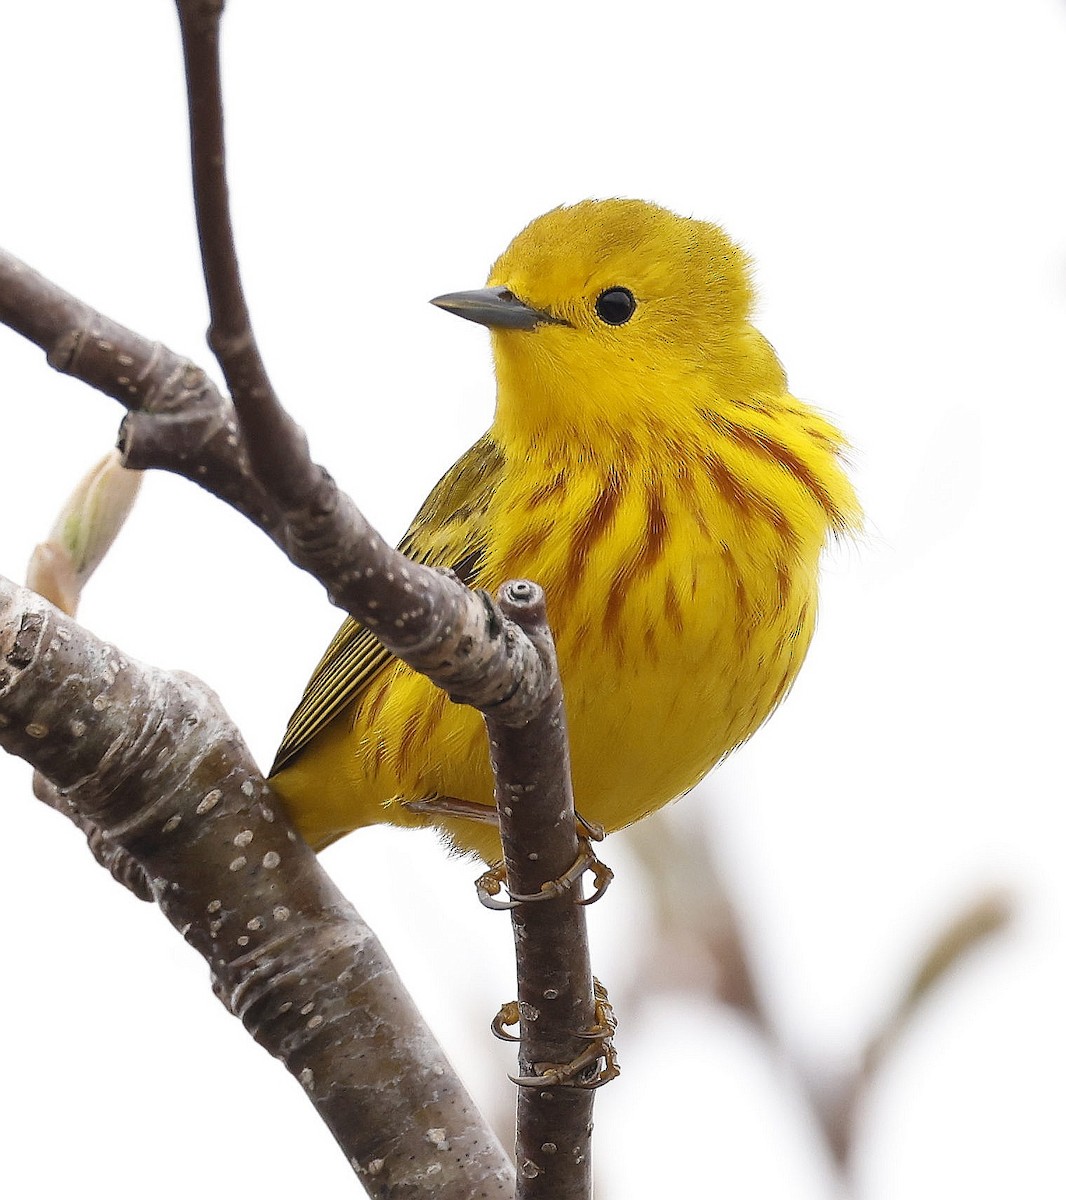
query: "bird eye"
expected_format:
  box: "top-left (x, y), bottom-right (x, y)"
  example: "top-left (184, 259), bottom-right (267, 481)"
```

top-left (595, 287), bottom-right (636, 326)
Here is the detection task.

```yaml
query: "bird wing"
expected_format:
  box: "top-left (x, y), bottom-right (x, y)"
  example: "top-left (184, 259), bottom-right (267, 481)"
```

top-left (270, 433), bottom-right (505, 775)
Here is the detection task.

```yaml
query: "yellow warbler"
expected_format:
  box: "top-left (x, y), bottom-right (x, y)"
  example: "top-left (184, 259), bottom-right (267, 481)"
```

top-left (270, 199), bottom-right (859, 861)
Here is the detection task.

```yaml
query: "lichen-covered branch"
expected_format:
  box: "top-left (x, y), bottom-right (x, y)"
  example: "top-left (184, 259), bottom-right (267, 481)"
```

top-left (0, 575), bottom-right (514, 1198)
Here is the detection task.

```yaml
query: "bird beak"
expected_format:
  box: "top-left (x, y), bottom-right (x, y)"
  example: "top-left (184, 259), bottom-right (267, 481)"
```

top-left (430, 286), bottom-right (566, 330)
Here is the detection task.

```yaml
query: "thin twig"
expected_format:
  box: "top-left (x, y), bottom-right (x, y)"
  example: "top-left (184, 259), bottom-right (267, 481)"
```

top-left (484, 581), bottom-right (605, 1200)
top-left (0, 249), bottom-right (282, 535)
top-left (626, 809), bottom-right (1011, 1183)
top-left (817, 888), bottom-right (1013, 1170)
top-left (175, 0), bottom-right (316, 509)
top-left (0, 247), bottom-right (552, 727)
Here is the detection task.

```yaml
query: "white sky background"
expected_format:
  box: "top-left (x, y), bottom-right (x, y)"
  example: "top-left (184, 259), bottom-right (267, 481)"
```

top-left (1, 1), bottom-right (1064, 1196)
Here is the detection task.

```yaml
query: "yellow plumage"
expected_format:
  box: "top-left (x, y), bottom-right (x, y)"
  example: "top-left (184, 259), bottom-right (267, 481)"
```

top-left (269, 199), bottom-right (859, 862)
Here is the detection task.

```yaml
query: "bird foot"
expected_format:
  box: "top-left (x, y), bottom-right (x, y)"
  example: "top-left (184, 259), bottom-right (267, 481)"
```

top-left (475, 839), bottom-right (614, 910)
top-left (491, 1000), bottom-right (522, 1042)
top-left (509, 979), bottom-right (620, 1090)
top-left (576, 812), bottom-right (606, 842)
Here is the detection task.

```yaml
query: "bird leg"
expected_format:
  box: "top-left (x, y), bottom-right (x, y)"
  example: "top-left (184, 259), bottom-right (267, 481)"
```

top-left (576, 813), bottom-right (606, 842)
top-left (401, 794), bottom-right (499, 825)
top-left (402, 794), bottom-right (606, 842)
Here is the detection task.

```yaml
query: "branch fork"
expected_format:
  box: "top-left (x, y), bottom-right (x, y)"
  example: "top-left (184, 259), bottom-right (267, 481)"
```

top-left (0, 6), bottom-right (609, 1199)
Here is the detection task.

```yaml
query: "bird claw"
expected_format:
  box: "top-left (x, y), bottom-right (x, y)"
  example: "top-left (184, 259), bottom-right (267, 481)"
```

top-left (577, 849), bottom-right (615, 906)
top-left (581, 978), bottom-right (618, 1039)
top-left (475, 839), bottom-right (614, 910)
top-left (491, 1000), bottom-right (522, 1042)
top-left (475, 863), bottom-right (520, 910)
top-left (576, 811), bottom-right (606, 842)
top-left (508, 979), bottom-right (620, 1090)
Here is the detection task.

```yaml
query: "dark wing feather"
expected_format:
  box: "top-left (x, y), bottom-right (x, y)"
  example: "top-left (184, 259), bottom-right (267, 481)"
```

top-left (270, 434), bottom-right (505, 775)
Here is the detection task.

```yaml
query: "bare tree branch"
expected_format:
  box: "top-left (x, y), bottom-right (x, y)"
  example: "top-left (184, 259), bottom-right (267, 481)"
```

top-left (33, 772), bottom-right (155, 901)
top-left (1, 7), bottom-right (608, 1192)
top-left (0, 575), bottom-right (515, 1198)
top-left (627, 809), bottom-right (1012, 1183)
top-left (23, 449), bottom-right (155, 900)
top-left (0, 229), bottom-right (611, 1194)
top-left (0, 247), bottom-right (553, 726)
top-left (175, 0), bottom-right (314, 509)
top-left (816, 888), bottom-right (1013, 1170)
top-left (486, 582), bottom-right (611, 1200)
top-left (0, 249), bottom-right (282, 536)
top-left (1, 223), bottom-right (614, 1196)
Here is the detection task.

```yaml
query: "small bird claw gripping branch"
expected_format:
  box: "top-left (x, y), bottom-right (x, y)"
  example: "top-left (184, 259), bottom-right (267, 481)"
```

top-left (481, 580), bottom-right (617, 1200)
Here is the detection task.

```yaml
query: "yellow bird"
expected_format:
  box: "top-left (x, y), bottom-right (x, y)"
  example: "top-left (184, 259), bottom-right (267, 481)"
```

top-left (269, 199), bottom-right (859, 862)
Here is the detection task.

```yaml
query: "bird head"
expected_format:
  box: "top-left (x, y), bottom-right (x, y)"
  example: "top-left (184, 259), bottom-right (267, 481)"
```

top-left (432, 199), bottom-right (776, 444)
